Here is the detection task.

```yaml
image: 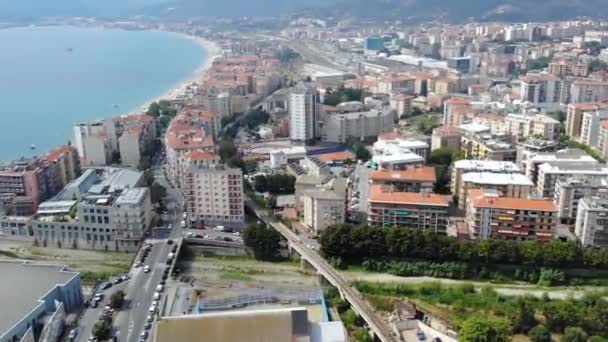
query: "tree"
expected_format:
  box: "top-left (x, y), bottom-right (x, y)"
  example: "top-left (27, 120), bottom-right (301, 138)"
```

top-left (510, 297), bottom-right (538, 333)
top-left (147, 102), bottom-right (161, 117)
top-left (543, 301), bottom-right (582, 332)
top-left (459, 316), bottom-right (511, 342)
top-left (92, 320), bottom-right (111, 340)
top-left (560, 327), bottom-right (589, 342)
top-left (528, 325), bottom-right (552, 342)
top-left (243, 224), bottom-right (282, 261)
top-left (150, 182), bottom-right (167, 204)
top-left (219, 137), bottom-right (239, 162)
top-left (111, 290), bottom-right (125, 309)
top-left (585, 300), bottom-right (608, 336)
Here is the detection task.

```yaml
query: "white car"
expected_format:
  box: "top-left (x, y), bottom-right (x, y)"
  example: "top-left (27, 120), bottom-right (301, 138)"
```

top-left (144, 265), bottom-right (151, 273)
top-left (232, 232), bottom-right (241, 237)
top-left (153, 292), bottom-right (161, 300)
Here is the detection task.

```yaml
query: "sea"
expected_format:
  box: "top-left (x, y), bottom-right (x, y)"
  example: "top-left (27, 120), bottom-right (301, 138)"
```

top-left (0, 25), bottom-right (208, 161)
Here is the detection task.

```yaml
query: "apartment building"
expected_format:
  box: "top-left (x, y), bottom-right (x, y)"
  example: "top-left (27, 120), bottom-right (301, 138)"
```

top-left (466, 189), bottom-right (557, 240)
top-left (368, 185), bottom-right (450, 233)
top-left (73, 119), bottom-right (117, 166)
top-left (451, 160), bottom-right (521, 196)
top-left (519, 72), bottom-right (562, 111)
top-left (566, 102), bottom-right (608, 139)
top-left (373, 134), bottom-right (430, 160)
top-left (578, 106), bottom-right (608, 148)
top-left (431, 126), bottom-right (464, 151)
top-left (0, 159), bottom-right (50, 216)
top-left (289, 83), bottom-right (320, 145)
top-left (178, 152), bottom-right (244, 228)
top-left (369, 167), bottom-right (436, 193)
top-left (443, 97), bottom-right (473, 126)
top-left (570, 79), bottom-right (608, 104)
top-left (519, 148), bottom-right (597, 184)
top-left (458, 172), bottom-right (533, 210)
top-left (320, 106), bottom-right (394, 143)
top-left (31, 167), bottom-right (151, 251)
top-left (164, 109), bottom-right (216, 188)
top-left (575, 195), bottom-right (608, 248)
top-left (461, 131), bottom-right (516, 162)
top-left (554, 177), bottom-right (608, 224)
top-left (536, 163), bottom-right (608, 198)
top-left (301, 178), bottom-right (346, 235)
top-left (44, 145), bottom-right (81, 195)
top-left (504, 113), bottom-right (560, 141)
top-left (114, 114), bottom-right (157, 167)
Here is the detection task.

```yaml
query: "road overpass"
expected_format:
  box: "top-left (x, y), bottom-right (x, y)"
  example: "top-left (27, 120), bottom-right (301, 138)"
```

top-left (248, 202), bottom-right (400, 342)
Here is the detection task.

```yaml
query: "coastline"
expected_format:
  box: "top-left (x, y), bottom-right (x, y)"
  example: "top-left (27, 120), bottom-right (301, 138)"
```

top-left (135, 32), bottom-right (222, 113)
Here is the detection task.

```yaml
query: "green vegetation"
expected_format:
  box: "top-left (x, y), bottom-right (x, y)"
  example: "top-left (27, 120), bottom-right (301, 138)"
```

top-left (589, 60), bottom-right (608, 73)
top-left (428, 147), bottom-right (464, 194)
top-left (413, 114), bottom-right (441, 135)
top-left (0, 250), bottom-right (21, 258)
top-left (220, 271), bottom-right (254, 281)
top-left (459, 316), bottom-right (511, 342)
top-left (243, 223), bottom-right (283, 261)
top-left (150, 182), bottom-right (167, 204)
top-left (93, 320), bottom-right (111, 340)
top-left (324, 86), bottom-right (365, 106)
top-left (355, 281), bottom-right (608, 338)
top-left (527, 56), bottom-right (552, 71)
top-left (110, 290), bottom-right (125, 309)
top-left (529, 325), bottom-right (552, 342)
top-left (561, 327), bottom-right (589, 342)
top-left (275, 47), bottom-right (300, 64)
top-left (243, 110), bottom-right (270, 131)
top-left (319, 224), bottom-right (608, 270)
top-left (219, 136), bottom-right (244, 168)
top-left (325, 288), bottom-right (373, 342)
top-left (253, 174), bottom-right (296, 194)
top-left (567, 139), bottom-right (606, 163)
top-left (346, 139), bottom-right (372, 161)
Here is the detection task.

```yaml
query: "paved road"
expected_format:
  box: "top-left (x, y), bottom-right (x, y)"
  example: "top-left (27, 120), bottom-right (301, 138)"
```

top-left (75, 282), bottom-right (128, 342)
top-left (114, 239), bottom-right (173, 342)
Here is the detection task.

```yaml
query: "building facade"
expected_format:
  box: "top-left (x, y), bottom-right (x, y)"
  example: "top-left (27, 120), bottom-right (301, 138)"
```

top-left (289, 83), bottom-right (319, 145)
top-left (575, 195), bottom-right (608, 248)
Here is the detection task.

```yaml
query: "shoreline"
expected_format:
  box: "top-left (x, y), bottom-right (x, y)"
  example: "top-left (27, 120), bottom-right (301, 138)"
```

top-left (134, 31), bottom-right (222, 113)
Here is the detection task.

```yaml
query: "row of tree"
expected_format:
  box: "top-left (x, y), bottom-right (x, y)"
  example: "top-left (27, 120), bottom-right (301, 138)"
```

top-left (253, 174), bottom-right (296, 194)
top-left (319, 224), bottom-right (608, 269)
top-left (243, 223), bottom-right (283, 261)
top-left (323, 86), bottom-right (365, 106)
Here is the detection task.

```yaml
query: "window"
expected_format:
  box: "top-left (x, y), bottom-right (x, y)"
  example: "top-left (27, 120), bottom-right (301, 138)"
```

top-left (84, 215), bottom-right (89, 223)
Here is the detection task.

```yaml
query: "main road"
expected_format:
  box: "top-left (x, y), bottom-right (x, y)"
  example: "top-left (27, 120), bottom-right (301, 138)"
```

top-left (247, 200), bottom-right (400, 342)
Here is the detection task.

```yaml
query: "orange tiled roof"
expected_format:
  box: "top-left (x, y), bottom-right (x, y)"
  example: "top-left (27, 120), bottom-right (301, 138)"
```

top-left (570, 101), bottom-right (608, 110)
top-left (444, 97), bottom-right (472, 105)
top-left (471, 194), bottom-right (557, 211)
top-left (369, 185), bottom-right (450, 206)
top-left (184, 151), bottom-right (218, 161)
top-left (370, 167), bottom-right (436, 183)
top-left (46, 145), bottom-right (74, 161)
top-left (315, 151), bottom-right (355, 162)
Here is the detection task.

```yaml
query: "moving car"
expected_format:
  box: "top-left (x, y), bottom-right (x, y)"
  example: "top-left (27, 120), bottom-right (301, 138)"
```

top-left (144, 265), bottom-right (151, 273)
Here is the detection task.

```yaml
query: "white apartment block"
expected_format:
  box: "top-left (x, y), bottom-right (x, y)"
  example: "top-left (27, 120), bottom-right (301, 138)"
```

top-left (578, 108), bottom-right (608, 148)
top-left (302, 190), bottom-right (345, 235)
top-left (536, 163), bottom-right (608, 198)
top-left (504, 114), bottom-right (560, 141)
top-left (458, 172), bottom-right (533, 210)
top-left (289, 83), bottom-right (319, 145)
top-left (73, 119), bottom-right (116, 166)
top-left (182, 158), bottom-right (244, 228)
top-left (570, 80), bottom-right (608, 104)
top-left (519, 72), bottom-right (562, 111)
top-left (321, 107), bottom-right (394, 143)
top-left (451, 160), bottom-right (521, 196)
top-left (554, 177), bottom-right (608, 224)
top-left (519, 149), bottom-right (598, 184)
top-left (575, 196), bottom-right (608, 248)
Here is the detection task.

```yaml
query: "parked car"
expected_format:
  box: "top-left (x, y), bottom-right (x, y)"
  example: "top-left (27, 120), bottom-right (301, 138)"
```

top-left (167, 239), bottom-right (174, 245)
top-left (144, 265), bottom-right (151, 273)
top-left (68, 329), bottom-right (78, 341)
top-left (100, 282), bottom-right (113, 290)
top-left (416, 330), bottom-right (426, 341)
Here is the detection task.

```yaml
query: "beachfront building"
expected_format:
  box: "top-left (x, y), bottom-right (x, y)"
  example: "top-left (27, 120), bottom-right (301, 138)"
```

top-left (114, 114), bottom-right (157, 168)
top-left (31, 167), bottom-right (152, 251)
top-left (73, 119), bottom-right (117, 166)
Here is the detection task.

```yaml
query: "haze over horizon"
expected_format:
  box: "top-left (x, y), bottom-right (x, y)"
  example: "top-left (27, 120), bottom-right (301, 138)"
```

top-left (3, 0), bottom-right (608, 22)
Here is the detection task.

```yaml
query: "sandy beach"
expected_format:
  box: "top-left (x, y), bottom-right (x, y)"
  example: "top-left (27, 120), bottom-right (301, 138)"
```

top-left (136, 31), bottom-right (221, 112)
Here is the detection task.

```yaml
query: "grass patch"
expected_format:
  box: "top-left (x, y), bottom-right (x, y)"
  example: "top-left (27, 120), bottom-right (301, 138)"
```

top-left (220, 271), bottom-right (253, 281)
top-left (0, 249), bottom-right (22, 259)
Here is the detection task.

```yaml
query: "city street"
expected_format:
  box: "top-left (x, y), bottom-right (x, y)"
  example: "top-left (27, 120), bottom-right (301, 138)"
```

top-left (350, 163), bottom-right (371, 222)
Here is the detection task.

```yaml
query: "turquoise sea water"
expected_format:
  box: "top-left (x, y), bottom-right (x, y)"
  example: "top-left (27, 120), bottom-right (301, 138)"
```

top-left (0, 26), bottom-right (207, 160)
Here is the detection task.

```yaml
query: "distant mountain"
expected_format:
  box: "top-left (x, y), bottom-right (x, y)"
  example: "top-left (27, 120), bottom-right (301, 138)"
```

top-left (321, 0), bottom-right (608, 22)
top-left (1, 0), bottom-right (607, 22)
